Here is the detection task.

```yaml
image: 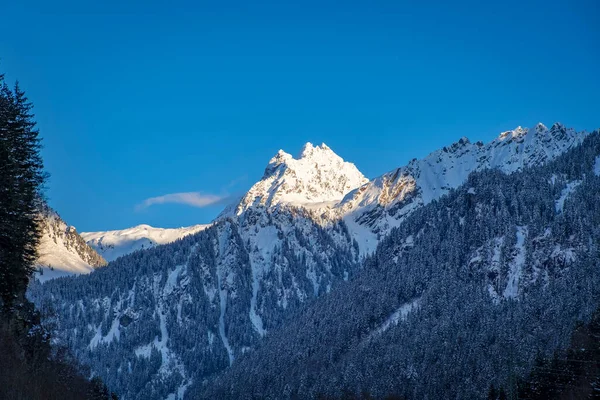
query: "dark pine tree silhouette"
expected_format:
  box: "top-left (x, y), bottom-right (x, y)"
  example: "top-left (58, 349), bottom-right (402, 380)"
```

top-left (0, 71), bottom-right (117, 399)
top-left (0, 74), bottom-right (45, 308)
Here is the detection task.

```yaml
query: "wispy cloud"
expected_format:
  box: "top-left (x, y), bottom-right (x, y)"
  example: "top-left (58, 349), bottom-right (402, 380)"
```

top-left (135, 192), bottom-right (228, 211)
top-left (224, 175), bottom-right (248, 190)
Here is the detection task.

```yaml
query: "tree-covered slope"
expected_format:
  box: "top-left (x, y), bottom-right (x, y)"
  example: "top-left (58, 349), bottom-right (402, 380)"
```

top-left (196, 131), bottom-right (600, 399)
top-left (29, 207), bottom-right (361, 399)
top-left (29, 127), bottom-right (597, 400)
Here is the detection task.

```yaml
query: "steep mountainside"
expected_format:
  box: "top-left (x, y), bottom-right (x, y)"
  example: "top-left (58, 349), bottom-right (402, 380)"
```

top-left (29, 124), bottom-right (595, 399)
top-left (82, 224), bottom-right (210, 262)
top-left (35, 206), bottom-right (107, 282)
top-left (29, 207), bottom-right (359, 399)
top-left (198, 131), bottom-right (600, 400)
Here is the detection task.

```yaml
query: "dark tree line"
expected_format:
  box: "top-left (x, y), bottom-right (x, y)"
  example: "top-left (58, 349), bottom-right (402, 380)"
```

top-left (515, 308), bottom-right (600, 399)
top-left (0, 71), bottom-right (116, 399)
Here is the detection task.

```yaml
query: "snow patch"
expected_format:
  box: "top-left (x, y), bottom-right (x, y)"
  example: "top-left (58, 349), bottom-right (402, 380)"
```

top-left (503, 226), bottom-right (528, 299)
top-left (555, 180), bottom-right (582, 213)
top-left (342, 213), bottom-right (379, 255)
top-left (134, 343), bottom-right (153, 359)
top-left (486, 236), bottom-right (505, 304)
top-left (165, 379), bottom-right (192, 400)
top-left (88, 298), bottom-right (124, 349)
top-left (246, 224), bottom-right (280, 337)
top-left (373, 298), bottom-right (421, 338)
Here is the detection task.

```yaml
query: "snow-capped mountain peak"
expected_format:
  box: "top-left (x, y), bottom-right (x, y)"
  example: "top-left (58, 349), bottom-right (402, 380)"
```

top-left (497, 122), bottom-right (573, 143)
top-left (498, 125), bottom-right (527, 140)
top-left (298, 141), bottom-right (333, 158)
top-left (534, 122), bottom-right (548, 134)
top-left (234, 142), bottom-right (368, 214)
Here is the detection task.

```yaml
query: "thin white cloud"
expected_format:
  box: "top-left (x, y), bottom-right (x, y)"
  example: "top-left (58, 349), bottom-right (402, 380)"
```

top-left (136, 192), bottom-right (227, 211)
top-left (224, 175), bottom-right (248, 190)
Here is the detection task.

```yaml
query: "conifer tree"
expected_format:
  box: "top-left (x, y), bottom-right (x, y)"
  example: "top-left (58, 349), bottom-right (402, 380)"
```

top-left (0, 73), bottom-right (45, 308)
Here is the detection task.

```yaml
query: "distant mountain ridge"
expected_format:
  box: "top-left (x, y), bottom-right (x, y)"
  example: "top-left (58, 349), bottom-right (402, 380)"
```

top-left (82, 224), bottom-right (210, 262)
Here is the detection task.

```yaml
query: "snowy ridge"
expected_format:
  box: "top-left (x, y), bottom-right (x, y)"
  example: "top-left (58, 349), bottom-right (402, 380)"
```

top-left (82, 223), bottom-right (210, 262)
top-left (36, 207), bottom-right (107, 282)
top-left (335, 123), bottom-right (589, 253)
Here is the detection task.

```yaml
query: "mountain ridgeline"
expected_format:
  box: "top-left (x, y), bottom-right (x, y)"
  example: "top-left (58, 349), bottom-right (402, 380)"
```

top-left (29, 124), bottom-right (600, 399)
top-left (81, 224), bottom-right (210, 263)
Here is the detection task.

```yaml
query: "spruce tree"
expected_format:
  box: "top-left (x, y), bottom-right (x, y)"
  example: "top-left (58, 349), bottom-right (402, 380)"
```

top-left (0, 73), bottom-right (45, 308)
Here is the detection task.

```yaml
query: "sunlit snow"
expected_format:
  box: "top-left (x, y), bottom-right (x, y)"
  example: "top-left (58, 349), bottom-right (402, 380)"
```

top-left (82, 223), bottom-right (209, 262)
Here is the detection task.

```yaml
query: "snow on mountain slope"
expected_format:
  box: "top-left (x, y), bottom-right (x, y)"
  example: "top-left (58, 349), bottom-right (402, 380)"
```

top-left (230, 142), bottom-right (368, 216)
top-left (220, 124), bottom-right (588, 256)
top-left (31, 205), bottom-right (361, 400)
top-left (82, 224), bottom-right (210, 262)
top-left (196, 131), bottom-right (600, 400)
top-left (36, 207), bottom-right (107, 282)
top-left (336, 123), bottom-right (590, 253)
top-left (30, 125), bottom-right (598, 400)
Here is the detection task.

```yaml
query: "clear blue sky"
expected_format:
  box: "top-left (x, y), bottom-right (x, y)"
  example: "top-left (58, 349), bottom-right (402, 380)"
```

top-left (1, 0), bottom-right (598, 231)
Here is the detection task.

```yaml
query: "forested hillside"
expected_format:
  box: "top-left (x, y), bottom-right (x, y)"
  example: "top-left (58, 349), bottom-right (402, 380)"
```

top-left (196, 131), bottom-right (600, 399)
top-left (29, 208), bottom-right (360, 399)
top-left (517, 308), bottom-right (600, 399)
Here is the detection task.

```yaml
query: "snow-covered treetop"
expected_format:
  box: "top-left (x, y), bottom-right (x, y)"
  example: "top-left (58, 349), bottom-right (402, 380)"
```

top-left (234, 142), bottom-right (368, 214)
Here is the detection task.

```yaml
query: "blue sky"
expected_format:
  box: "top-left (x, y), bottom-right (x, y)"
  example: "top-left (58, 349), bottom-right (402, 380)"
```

top-left (1, 0), bottom-right (598, 231)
